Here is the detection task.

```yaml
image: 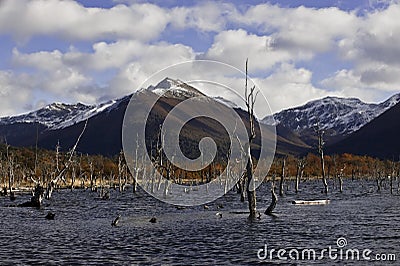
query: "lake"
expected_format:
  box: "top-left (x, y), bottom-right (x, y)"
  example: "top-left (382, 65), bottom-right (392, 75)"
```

top-left (1, 179), bottom-right (399, 265)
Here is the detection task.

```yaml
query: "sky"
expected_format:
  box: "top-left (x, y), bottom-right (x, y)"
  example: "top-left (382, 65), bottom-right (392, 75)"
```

top-left (0, 0), bottom-right (400, 118)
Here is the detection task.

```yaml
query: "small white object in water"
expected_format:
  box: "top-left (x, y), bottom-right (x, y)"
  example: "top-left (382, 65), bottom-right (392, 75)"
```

top-left (292, 199), bottom-right (330, 205)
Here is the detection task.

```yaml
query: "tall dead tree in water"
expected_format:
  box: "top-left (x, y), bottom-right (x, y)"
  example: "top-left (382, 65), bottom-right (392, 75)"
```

top-left (295, 157), bottom-right (306, 193)
top-left (265, 174), bottom-right (277, 215)
top-left (118, 151), bottom-right (124, 192)
top-left (338, 165), bottom-right (345, 193)
top-left (5, 142), bottom-right (14, 198)
top-left (21, 120), bottom-right (88, 208)
top-left (279, 156), bottom-right (286, 197)
top-left (244, 59), bottom-right (258, 219)
top-left (314, 123), bottom-right (328, 194)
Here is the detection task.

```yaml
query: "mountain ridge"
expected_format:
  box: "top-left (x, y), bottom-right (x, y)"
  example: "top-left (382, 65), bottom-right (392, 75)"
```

top-left (261, 93), bottom-right (400, 145)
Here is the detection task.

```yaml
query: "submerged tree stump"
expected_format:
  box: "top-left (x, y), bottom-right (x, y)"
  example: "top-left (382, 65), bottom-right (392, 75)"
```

top-left (265, 176), bottom-right (277, 215)
top-left (18, 184), bottom-right (44, 208)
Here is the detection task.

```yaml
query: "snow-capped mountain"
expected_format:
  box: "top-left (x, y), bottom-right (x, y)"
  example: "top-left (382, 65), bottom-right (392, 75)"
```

top-left (144, 77), bottom-right (206, 99)
top-left (0, 77), bottom-right (241, 132)
top-left (261, 94), bottom-right (400, 136)
top-left (0, 77), bottom-right (207, 130)
top-left (0, 97), bottom-right (126, 130)
top-left (144, 77), bottom-right (239, 108)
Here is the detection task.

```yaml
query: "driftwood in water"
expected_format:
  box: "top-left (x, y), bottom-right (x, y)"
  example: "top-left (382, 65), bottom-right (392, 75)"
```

top-left (112, 214), bottom-right (121, 226)
top-left (292, 199), bottom-right (330, 205)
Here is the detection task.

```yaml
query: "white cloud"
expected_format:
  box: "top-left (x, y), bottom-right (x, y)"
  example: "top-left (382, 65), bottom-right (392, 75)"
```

top-left (321, 66), bottom-right (400, 103)
top-left (334, 4), bottom-right (400, 95)
top-left (0, 0), bottom-right (169, 42)
top-left (170, 2), bottom-right (236, 32)
top-left (254, 63), bottom-right (329, 114)
top-left (234, 4), bottom-right (358, 54)
top-left (11, 40), bottom-right (196, 104)
top-left (198, 29), bottom-right (294, 72)
top-left (0, 71), bottom-right (36, 116)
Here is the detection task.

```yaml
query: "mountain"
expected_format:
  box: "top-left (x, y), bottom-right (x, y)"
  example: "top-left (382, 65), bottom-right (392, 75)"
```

top-left (0, 100), bottom-right (123, 131)
top-left (0, 77), bottom-right (309, 157)
top-left (261, 94), bottom-right (400, 145)
top-left (327, 101), bottom-right (400, 159)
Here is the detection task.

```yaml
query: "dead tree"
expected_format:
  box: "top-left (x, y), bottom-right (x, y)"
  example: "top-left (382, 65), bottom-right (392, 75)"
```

top-left (374, 161), bottom-right (384, 192)
top-left (314, 123), bottom-right (328, 194)
top-left (132, 134), bottom-right (141, 193)
top-left (389, 160), bottom-right (396, 194)
top-left (89, 159), bottom-right (95, 191)
top-left (244, 59), bottom-right (258, 219)
top-left (118, 151), bottom-right (124, 192)
top-left (151, 127), bottom-right (174, 198)
top-left (70, 152), bottom-right (77, 191)
top-left (20, 120), bottom-right (88, 207)
top-left (5, 143), bottom-right (15, 198)
top-left (265, 174), bottom-right (278, 215)
top-left (338, 165), bottom-right (346, 193)
top-left (279, 156), bottom-right (286, 197)
top-left (55, 141), bottom-right (60, 172)
top-left (295, 157), bottom-right (306, 193)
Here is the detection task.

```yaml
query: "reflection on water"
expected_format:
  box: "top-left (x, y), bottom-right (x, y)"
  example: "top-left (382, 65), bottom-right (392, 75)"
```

top-left (0, 179), bottom-right (399, 265)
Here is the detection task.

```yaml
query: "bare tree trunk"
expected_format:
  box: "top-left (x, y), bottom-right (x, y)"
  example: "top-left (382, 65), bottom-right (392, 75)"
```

top-left (265, 175), bottom-right (277, 215)
top-left (89, 161), bottom-right (95, 191)
top-left (118, 152), bottom-right (123, 192)
top-left (337, 165), bottom-right (345, 193)
top-left (238, 174), bottom-right (246, 202)
top-left (6, 144), bottom-right (14, 197)
top-left (315, 124), bottom-right (328, 194)
top-left (71, 159), bottom-right (76, 191)
top-left (320, 152), bottom-right (328, 194)
top-left (279, 157), bottom-right (285, 197)
top-left (244, 59), bottom-right (258, 219)
top-left (295, 158), bottom-right (305, 193)
top-left (246, 144), bottom-right (256, 218)
top-left (390, 175), bottom-right (394, 194)
top-left (376, 171), bottom-right (382, 192)
top-left (339, 174), bottom-right (343, 193)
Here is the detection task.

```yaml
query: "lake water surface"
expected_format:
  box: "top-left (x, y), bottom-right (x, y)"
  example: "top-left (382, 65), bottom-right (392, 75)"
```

top-left (1, 179), bottom-right (399, 265)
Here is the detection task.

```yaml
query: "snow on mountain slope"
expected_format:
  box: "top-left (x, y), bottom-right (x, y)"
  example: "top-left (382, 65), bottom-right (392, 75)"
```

top-left (144, 77), bottom-right (206, 99)
top-left (0, 97), bottom-right (126, 130)
top-left (261, 94), bottom-right (400, 135)
top-left (0, 77), bottom-right (213, 130)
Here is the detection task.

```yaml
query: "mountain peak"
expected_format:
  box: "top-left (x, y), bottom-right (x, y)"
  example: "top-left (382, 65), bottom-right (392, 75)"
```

top-left (154, 77), bottom-right (180, 89)
top-left (45, 102), bottom-right (89, 111)
top-left (145, 77), bottom-right (205, 99)
top-left (262, 94), bottom-right (400, 138)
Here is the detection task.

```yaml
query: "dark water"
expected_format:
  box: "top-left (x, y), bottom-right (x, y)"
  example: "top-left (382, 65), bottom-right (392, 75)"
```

top-left (1, 179), bottom-right (399, 265)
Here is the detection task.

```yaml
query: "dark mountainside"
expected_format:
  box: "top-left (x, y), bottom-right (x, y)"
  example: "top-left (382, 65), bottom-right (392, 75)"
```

top-left (327, 101), bottom-right (400, 159)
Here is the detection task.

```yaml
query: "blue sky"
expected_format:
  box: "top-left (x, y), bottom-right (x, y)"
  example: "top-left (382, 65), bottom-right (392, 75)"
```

top-left (0, 0), bottom-right (399, 117)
